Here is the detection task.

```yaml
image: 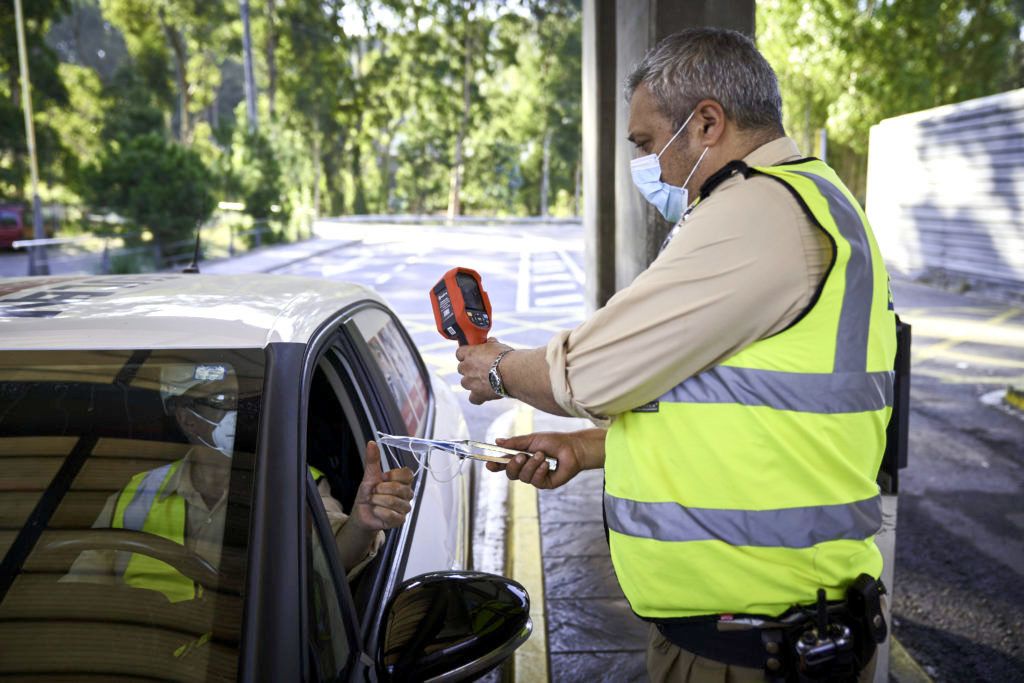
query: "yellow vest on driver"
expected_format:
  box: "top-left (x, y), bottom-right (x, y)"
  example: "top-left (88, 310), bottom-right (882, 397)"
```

top-left (112, 461), bottom-right (325, 603)
top-left (604, 158), bottom-right (897, 619)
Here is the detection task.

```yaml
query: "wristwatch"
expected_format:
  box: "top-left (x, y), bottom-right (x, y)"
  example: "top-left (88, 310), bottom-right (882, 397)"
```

top-left (488, 350), bottom-right (512, 398)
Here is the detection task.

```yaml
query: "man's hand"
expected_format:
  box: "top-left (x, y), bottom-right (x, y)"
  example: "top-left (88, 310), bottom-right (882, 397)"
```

top-left (350, 441), bottom-right (414, 531)
top-left (455, 338), bottom-right (512, 405)
top-left (486, 429), bottom-right (607, 490)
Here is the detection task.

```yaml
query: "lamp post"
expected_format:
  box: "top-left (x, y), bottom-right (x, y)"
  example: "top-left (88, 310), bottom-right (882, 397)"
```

top-left (13, 0), bottom-right (49, 275)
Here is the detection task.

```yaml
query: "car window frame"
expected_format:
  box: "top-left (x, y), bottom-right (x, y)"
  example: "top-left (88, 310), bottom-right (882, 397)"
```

top-left (298, 300), bottom-right (436, 662)
top-left (304, 470), bottom-right (361, 681)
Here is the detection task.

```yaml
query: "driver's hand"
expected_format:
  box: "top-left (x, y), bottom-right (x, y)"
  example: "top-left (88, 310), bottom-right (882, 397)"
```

top-left (350, 441), bottom-right (414, 531)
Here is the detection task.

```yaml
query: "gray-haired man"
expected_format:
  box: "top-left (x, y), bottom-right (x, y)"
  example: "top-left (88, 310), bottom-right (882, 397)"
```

top-left (457, 27), bottom-right (889, 682)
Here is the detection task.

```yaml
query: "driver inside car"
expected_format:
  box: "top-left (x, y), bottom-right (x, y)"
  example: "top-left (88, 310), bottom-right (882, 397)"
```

top-left (64, 363), bottom-right (414, 602)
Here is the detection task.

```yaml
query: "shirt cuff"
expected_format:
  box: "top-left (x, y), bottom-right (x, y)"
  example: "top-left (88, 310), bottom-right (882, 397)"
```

top-left (345, 529), bottom-right (384, 580)
top-left (545, 330), bottom-right (610, 425)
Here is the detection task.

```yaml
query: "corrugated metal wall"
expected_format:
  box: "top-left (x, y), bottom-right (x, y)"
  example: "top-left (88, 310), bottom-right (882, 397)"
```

top-left (866, 89), bottom-right (1024, 289)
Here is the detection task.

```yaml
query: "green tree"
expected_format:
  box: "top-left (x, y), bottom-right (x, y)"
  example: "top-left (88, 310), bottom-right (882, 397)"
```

top-left (231, 127), bottom-right (286, 220)
top-left (102, 0), bottom-right (236, 143)
top-left (0, 0), bottom-right (71, 200)
top-left (759, 0), bottom-right (1024, 199)
top-left (83, 132), bottom-right (215, 256)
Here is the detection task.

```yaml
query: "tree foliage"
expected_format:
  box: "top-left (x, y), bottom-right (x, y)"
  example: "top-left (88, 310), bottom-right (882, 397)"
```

top-left (82, 132), bottom-right (215, 250)
top-left (16, 0), bottom-right (1021, 230)
top-left (0, 0), bottom-right (70, 199)
top-left (759, 0), bottom-right (1024, 198)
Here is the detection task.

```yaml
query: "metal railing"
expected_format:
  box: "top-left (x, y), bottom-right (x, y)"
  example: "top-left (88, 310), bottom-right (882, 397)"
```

top-left (10, 222), bottom-right (280, 277)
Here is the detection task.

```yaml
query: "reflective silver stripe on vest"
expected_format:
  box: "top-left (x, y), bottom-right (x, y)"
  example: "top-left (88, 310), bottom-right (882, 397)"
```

top-left (122, 463), bottom-right (174, 532)
top-left (604, 492), bottom-right (883, 548)
top-left (659, 366), bottom-right (894, 413)
top-left (790, 171), bottom-right (874, 372)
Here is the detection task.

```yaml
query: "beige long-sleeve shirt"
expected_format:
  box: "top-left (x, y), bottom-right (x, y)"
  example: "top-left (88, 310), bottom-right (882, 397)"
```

top-left (547, 137), bottom-right (833, 420)
top-left (64, 450), bottom-right (382, 585)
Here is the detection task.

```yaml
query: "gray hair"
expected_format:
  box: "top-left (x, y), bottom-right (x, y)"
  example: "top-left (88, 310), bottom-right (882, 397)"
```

top-left (625, 28), bottom-right (783, 132)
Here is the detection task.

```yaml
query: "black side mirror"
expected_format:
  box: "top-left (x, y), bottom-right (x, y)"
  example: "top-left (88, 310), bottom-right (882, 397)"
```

top-left (377, 571), bottom-right (531, 682)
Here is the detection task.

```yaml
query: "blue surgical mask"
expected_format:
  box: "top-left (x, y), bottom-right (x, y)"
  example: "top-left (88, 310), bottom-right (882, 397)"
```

top-left (630, 109), bottom-right (710, 223)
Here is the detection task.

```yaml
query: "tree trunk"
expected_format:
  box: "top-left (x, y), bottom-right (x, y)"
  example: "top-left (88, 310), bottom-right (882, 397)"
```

top-left (312, 133), bottom-right (322, 219)
top-left (159, 8), bottom-right (190, 142)
top-left (351, 116), bottom-right (368, 214)
top-left (321, 136), bottom-right (346, 216)
top-left (264, 1), bottom-right (278, 120)
top-left (447, 8), bottom-right (473, 221)
top-left (540, 128), bottom-right (552, 216)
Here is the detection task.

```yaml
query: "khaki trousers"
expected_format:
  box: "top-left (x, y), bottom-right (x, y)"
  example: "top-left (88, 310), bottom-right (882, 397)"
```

top-left (646, 624), bottom-right (878, 683)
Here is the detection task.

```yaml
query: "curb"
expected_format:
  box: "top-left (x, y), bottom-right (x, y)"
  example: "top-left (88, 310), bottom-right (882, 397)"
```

top-left (505, 403), bottom-right (550, 683)
top-left (889, 637), bottom-right (935, 683)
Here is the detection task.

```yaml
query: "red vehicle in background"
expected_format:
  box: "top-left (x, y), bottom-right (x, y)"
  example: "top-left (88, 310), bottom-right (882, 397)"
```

top-left (0, 204), bottom-right (26, 249)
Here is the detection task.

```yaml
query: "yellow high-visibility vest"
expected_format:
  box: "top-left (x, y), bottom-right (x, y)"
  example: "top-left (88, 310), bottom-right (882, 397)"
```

top-left (605, 159), bottom-right (897, 619)
top-left (112, 461), bottom-right (325, 603)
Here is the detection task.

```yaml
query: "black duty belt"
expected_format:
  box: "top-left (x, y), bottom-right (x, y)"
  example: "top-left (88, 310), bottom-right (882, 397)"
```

top-left (653, 574), bottom-right (888, 682)
top-left (656, 617), bottom-right (768, 669)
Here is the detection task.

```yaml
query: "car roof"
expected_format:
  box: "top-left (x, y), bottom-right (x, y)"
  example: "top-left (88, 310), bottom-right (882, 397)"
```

top-left (0, 274), bottom-right (384, 351)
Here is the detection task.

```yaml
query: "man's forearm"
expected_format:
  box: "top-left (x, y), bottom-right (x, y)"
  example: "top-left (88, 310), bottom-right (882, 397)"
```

top-left (335, 519), bottom-right (380, 572)
top-left (500, 347), bottom-right (570, 417)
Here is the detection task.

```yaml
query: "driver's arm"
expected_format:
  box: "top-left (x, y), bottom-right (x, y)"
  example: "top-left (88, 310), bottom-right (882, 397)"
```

top-left (316, 479), bottom-right (383, 578)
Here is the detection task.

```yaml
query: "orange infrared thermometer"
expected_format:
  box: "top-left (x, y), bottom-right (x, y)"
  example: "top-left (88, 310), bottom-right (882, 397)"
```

top-left (430, 267), bottom-right (492, 346)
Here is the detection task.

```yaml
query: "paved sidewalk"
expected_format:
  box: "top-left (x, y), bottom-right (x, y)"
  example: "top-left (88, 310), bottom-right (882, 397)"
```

top-left (512, 409), bottom-right (648, 681)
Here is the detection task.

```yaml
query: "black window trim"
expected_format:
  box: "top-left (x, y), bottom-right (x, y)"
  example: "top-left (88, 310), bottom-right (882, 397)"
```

top-left (298, 300), bottom-right (435, 666)
top-left (305, 470), bottom-right (362, 679)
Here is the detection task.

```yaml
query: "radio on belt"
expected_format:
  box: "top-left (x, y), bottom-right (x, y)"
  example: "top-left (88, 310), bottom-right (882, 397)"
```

top-left (430, 267), bottom-right (492, 346)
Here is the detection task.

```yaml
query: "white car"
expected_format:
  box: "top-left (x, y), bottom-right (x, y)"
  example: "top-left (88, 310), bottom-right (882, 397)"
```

top-left (0, 274), bottom-right (530, 682)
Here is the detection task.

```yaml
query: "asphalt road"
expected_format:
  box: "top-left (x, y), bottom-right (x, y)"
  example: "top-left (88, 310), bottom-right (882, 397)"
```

top-left (888, 281), bottom-right (1024, 682)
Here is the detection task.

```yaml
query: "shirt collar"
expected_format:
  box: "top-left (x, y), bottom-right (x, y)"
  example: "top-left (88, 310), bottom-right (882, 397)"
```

top-left (742, 135), bottom-right (803, 167)
top-left (697, 136), bottom-right (804, 201)
top-left (158, 448), bottom-right (228, 512)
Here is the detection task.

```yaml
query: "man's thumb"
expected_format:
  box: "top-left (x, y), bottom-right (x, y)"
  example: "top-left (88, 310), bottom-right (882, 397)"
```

top-left (365, 440), bottom-right (383, 473)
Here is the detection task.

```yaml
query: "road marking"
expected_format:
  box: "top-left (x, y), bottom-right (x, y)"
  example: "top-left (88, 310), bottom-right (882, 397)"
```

top-left (516, 251), bottom-right (531, 313)
top-left (507, 402), bottom-right (548, 683)
top-left (532, 273), bottom-right (573, 283)
top-left (535, 282), bottom-right (577, 293)
top-left (535, 293), bottom-right (584, 307)
top-left (912, 366), bottom-right (1024, 386)
top-left (911, 309), bottom-right (1022, 361)
top-left (556, 249), bottom-right (586, 286)
top-left (920, 348), bottom-right (1024, 369)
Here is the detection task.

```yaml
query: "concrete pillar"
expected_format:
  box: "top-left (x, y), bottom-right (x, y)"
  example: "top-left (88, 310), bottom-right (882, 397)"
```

top-left (583, 0), bottom-right (755, 305)
top-left (582, 0), bottom-right (617, 311)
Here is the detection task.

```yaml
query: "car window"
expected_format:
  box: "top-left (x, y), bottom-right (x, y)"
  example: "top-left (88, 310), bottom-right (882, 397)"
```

top-left (0, 349), bottom-right (263, 682)
top-left (307, 500), bottom-right (352, 681)
top-left (349, 307), bottom-right (430, 437)
top-left (307, 360), bottom-right (365, 513)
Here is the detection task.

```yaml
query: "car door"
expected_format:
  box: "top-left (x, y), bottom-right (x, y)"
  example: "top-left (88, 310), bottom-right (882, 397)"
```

top-left (338, 304), bottom-right (470, 581)
top-left (297, 301), bottom-right (469, 673)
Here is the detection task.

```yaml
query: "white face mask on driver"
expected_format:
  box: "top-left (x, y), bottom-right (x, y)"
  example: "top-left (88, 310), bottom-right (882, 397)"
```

top-left (630, 108), bottom-right (710, 224)
top-left (186, 407), bottom-right (237, 458)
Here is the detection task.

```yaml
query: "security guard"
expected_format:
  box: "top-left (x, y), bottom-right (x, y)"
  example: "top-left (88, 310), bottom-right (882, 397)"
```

top-left (66, 363), bottom-right (414, 602)
top-left (456, 28), bottom-right (893, 682)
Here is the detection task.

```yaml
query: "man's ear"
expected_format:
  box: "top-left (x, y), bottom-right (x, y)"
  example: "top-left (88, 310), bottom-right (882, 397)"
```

top-left (694, 99), bottom-right (726, 147)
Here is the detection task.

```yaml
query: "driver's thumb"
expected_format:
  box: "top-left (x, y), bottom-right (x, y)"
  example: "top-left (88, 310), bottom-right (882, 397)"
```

top-left (365, 441), bottom-right (383, 476)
